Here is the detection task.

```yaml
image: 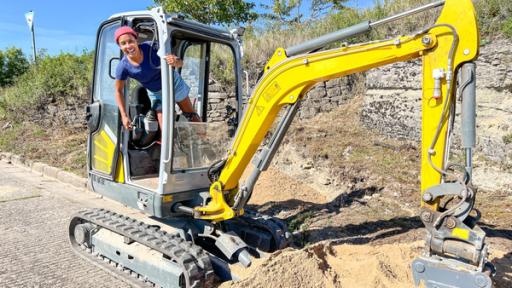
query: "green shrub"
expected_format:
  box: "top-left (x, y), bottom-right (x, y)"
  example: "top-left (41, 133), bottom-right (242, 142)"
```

top-left (503, 18), bottom-right (512, 38)
top-left (475, 0), bottom-right (512, 38)
top-left (1, 51), bottom-right (93, 120)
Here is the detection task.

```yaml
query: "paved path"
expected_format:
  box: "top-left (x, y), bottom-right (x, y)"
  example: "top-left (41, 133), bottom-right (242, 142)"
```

top-left (0, 161), bottom-right (133, 288)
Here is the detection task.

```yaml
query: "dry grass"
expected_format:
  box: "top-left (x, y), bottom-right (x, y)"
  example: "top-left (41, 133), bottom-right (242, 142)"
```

top-left (284, 96), bottom-right (420, 194)
top-left (0, 121), bottom-right (87, 176)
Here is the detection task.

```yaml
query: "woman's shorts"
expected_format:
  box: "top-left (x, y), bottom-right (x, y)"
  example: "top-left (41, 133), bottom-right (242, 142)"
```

top-left (146, 71), bottom-right (191, 112)
top-left (147, 90), bottom-right (163, 112)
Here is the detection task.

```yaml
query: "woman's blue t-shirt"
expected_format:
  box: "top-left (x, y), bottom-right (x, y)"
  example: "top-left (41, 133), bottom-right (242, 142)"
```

top-left (115, 42), bottom-right (162, 92)
top-left (115, 42), bottom-right (190, 102)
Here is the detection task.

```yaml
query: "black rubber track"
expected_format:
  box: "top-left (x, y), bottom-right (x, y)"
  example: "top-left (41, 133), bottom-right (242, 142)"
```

top-left (69, 208), bottom-right (215, 288)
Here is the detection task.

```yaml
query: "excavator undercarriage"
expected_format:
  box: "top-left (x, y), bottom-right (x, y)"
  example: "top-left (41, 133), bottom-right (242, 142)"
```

top-left (70, 209), bottom-right (215, 288)
top-left (70, 208), bottom-right (290, 287)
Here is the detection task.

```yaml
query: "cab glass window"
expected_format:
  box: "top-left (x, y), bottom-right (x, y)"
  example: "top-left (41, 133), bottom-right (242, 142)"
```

top-left (173, 41), bottom-right (237, 171)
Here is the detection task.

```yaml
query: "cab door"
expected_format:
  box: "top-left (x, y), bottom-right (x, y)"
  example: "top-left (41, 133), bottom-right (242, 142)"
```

top-left (87, 20), bottom-right (123, 181)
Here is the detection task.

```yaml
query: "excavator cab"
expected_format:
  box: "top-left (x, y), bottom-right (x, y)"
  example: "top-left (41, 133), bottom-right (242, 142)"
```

top-left (86, 9), bottom-right (242, 218)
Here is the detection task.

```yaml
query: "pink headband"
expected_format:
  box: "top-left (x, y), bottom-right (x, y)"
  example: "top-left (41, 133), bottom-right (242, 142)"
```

top-left (114, 26), bottom-right (138, 43)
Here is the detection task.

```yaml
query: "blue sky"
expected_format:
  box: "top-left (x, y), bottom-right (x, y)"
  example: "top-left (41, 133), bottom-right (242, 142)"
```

top-left (0, 0), bottom-right (375, 58)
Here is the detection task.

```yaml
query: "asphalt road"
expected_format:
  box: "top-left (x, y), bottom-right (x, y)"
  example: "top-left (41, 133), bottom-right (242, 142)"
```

top-left (0, 160), bottom-right (132, 288)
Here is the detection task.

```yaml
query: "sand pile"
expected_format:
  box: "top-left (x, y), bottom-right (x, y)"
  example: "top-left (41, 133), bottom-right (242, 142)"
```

top-left (221, 241), bottom-right (423, 288)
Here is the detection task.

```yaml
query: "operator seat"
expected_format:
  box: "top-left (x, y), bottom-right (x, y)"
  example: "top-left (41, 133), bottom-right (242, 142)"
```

top-left (128, 86), bottom-right (160, 148)
top-left (127, 86), bottom-right (161, 177)
top-left (129, 86), bottom-right (151, 118)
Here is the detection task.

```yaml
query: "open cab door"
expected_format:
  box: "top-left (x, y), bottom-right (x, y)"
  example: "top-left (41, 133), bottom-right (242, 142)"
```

top-left (87, 20), bottom-right (123, 184)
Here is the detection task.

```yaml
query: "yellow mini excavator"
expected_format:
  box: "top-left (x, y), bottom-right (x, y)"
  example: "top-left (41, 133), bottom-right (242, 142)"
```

top-left (70, 0), bottom-right (495, 287)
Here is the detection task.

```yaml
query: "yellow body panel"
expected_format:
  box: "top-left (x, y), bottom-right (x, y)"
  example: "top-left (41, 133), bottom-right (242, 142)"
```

top-left (451, 227), bottom-right (470, 241)
top-left (114, 152), bottom-right (124, 183)
top-left (92, 129), bottom-right (116, 174)
top-left (196, 0), bottom-right (479, 221)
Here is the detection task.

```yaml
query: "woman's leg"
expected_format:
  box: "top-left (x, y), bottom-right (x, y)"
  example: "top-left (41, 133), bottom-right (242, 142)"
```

top-left (157, 111), bottom-right (163, 130)
top-left (177, 97), bottom-right (201, 122)
top-left (147, 89), bottom-right (163, 130)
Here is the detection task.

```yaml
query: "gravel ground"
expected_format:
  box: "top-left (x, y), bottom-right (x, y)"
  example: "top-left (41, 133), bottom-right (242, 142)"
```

top-left (0, 161), bottom-right (131, 288)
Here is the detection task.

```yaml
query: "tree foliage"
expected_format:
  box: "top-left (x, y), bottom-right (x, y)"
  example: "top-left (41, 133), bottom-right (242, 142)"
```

top-left (153, 0), bottom-right (258, 25)
top-left (260, 0), bottom-right (303, 25)
top-left (0, 47), bottom-right (30, 87)
top-left (259, 0), bottom-right (348, 27)
top-left (311, 0), bottom-right (347, 19)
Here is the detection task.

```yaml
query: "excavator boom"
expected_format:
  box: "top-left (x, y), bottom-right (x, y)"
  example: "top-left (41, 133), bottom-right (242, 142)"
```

top-left (195, 0), bottom-right (494, 287)
top-left (197, 0), bottom-right (478, 221)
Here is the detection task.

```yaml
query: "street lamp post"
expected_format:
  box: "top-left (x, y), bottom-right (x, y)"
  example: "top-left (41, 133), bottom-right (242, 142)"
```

top-left (24, 10), bottom-right (36, 63)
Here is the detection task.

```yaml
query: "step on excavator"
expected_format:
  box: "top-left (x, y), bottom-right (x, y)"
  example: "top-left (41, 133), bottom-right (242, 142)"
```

top-left (70, 0), bottom-right (495, 287)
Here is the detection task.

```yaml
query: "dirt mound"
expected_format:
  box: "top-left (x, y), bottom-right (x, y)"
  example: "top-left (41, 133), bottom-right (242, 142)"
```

top-left (221, 247), bottom-right (338, 288)
top-left (221, 242), bottom-right (423, 288)
top-left (223, 240), bottom-right (511, 287)
top-left (328, 242), bottom-right (421, 287)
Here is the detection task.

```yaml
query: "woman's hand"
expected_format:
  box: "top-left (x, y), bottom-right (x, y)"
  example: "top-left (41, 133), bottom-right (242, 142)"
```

top-left (165, 54), bottom-right (183, 67)
top-left (121, 114), bottom-right (132, 130)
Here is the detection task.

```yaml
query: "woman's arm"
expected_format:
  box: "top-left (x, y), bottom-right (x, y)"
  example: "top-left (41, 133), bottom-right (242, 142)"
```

top-left (115, 79), bottom-right (132, 130)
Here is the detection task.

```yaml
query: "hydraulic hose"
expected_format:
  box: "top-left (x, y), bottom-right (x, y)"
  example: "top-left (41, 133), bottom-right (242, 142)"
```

top-left (421, 23), bottom-right (459, 177)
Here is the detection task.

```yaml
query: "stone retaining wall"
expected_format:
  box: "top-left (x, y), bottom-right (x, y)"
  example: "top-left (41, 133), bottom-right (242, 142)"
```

top-left (206, 74), bottom-right (363, 122)
top-left (361, 39), bottom-right (512, 168)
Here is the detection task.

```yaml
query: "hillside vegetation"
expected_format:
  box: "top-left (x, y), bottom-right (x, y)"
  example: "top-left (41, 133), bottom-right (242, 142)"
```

top-left (0, 0), bottom-right (511, 175)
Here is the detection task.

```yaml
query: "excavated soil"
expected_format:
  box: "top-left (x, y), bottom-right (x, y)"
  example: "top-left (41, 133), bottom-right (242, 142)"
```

top-left (224, 167), bottom-right (512, 288)
top-left (222, 242), bottom-right (512, 288)
top-left (221, 241), bottom-right (423, 288)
